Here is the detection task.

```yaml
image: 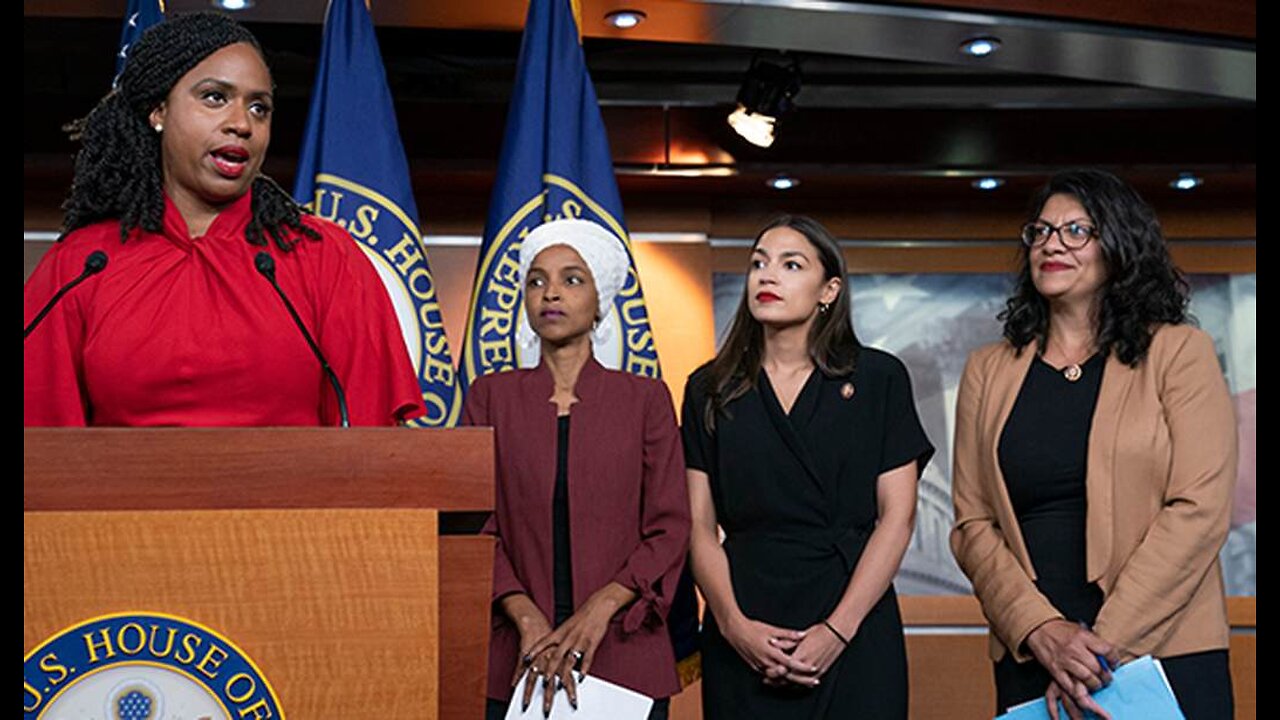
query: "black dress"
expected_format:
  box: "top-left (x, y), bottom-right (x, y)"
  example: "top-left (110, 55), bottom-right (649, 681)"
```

top-left (682, 349), bottom-right (933, 719)
top-left (995, 353), bottom-right (1107, 711)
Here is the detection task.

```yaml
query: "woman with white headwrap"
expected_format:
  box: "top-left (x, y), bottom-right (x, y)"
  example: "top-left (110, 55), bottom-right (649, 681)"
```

top-left (463, 219), bottom-right (690, 720)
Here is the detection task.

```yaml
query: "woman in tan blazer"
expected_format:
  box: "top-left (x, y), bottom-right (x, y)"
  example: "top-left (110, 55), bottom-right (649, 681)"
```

top-left (951, 170), bottom-right (1236, 720)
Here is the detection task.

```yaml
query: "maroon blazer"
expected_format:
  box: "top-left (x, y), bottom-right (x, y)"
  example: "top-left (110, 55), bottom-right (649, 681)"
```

top-left (463, 358), bottom-right (690, 700)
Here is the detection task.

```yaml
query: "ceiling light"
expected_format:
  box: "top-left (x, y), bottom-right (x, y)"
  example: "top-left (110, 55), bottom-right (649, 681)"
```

top-left (727, 107), bottom-right (778, 148)
top-left (727, 56), bottom-right (801, 149)
top-left (766, 174), bottom-right (799, 190)
top-left (960, 37), bottom-right (1001, 57)
top-left (971, 177), bottom-right (1004, 191)
top-left (604, 10), bottom-right (646, 29)
top-left (1170, 173), bottom-right (1204, 191)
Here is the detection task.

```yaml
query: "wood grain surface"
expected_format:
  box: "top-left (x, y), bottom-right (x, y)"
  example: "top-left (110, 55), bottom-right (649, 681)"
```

top-left (439, 535), bottom-right (495, 720)
top-left (24, 428), bottom-right (494, 512)
top-left (25, 509), bottom-right (441, 719)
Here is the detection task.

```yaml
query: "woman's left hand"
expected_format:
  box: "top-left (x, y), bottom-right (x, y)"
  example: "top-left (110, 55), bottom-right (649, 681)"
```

top-left (764, 621), bottom-right (852, 688)
top-left (524, 582), bottom-right (636, 714)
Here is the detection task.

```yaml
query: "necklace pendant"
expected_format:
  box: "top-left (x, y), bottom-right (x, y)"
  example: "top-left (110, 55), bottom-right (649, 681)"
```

top-left (1063, 363), bottom-right (1083, 382)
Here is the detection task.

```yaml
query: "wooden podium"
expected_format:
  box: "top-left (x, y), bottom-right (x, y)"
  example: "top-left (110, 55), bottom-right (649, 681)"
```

top-left (24, 428), bottom-right (495, 719)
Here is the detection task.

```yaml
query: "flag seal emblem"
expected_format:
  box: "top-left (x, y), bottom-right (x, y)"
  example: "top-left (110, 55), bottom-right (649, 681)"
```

top-left (306, 173), bottom-right (463, 427)
top-left (464, 174), bottom-right (660, 381)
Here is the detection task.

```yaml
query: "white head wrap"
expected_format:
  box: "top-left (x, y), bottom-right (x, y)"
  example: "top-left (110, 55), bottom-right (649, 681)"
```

top-left (515, 218), bottom-right (631, 357)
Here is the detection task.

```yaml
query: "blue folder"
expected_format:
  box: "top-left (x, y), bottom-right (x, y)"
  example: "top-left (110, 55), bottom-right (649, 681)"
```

top-left (996, 655), bottom-right (1185, 720)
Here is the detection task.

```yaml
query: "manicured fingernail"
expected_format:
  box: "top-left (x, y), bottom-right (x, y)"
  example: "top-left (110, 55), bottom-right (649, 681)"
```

top-left (522, 700), bottom-right (529, 713)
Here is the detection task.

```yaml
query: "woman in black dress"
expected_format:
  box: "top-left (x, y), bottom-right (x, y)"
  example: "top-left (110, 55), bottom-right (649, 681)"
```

top-left (682, 215), bottom-right (933, 718)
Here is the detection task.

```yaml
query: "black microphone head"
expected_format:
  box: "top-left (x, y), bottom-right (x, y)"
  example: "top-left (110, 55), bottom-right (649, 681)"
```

top-left (254, 252), bottom-right (276, 277)
top-left (84, 250), bottom-right (108, 273)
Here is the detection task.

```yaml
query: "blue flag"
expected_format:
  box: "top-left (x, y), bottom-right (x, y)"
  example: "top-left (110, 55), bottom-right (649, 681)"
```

top-left (114, 0), bottom-right (165, 86)
top-left (459, 0), bottom-right (661, 388)
top-left (293, 0), bottom-right (462, 427)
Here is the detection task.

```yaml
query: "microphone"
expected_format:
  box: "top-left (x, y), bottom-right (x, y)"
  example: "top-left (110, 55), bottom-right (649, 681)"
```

top-left (254, 252), bottom-right (351, 428)
top-left (24, 250), bottom-right (109, 339)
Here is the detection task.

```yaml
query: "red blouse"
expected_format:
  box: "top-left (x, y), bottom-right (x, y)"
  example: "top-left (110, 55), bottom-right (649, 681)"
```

top-left (24, 193), bottom-right (424, 427)
top-left (463, 358), bottom-right (690, 700)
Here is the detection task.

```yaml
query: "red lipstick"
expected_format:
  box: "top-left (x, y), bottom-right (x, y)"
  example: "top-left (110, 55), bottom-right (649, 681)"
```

top-left (210, 145), bottom-right (250, 178)
top-left (1039, 261), bottom-right (1073, 272)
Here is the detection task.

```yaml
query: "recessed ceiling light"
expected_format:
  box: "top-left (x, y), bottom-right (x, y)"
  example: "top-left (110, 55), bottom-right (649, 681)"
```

top-left (972, 177), bottom-right (1005, 191)
top-left (767, 174), bottom-right (799, 191)
top-left (1170, 173), bottom-right (1204, 191)
top-left (960, 37), bottom-right (1001, 57)
top-left (214, 0), bottom-right (253, 10)
top-left (605, 10), bottom-right (646, 29)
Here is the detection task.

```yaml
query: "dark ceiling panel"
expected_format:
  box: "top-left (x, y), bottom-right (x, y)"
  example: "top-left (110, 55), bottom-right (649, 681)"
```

top-left (22, 6), bottom-right (1254, 221)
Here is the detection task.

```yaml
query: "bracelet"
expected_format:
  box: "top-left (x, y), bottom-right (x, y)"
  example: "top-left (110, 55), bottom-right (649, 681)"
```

top-left (822, 620), bottom-right (850, 646)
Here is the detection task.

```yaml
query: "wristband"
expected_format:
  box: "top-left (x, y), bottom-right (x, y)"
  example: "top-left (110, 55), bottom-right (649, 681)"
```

top-left (822, 620), bottom-right (850, 646)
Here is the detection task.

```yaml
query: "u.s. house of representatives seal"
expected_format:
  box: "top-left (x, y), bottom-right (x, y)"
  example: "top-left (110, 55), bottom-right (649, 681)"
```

top-left (24, 612), bottom-right (283, 720)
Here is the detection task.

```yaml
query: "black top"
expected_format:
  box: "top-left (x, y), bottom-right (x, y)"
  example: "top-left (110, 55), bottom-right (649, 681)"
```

top-left (682, 348), bottom-right (933, 719)
top-left (998, 352), bottom-right (1106, 624)
top-left (552, 415), bottom-right (574, 626)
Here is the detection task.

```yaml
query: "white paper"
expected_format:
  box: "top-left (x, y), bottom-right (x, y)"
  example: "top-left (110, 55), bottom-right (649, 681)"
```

top-left (504, 672), bottom-right (653, 720)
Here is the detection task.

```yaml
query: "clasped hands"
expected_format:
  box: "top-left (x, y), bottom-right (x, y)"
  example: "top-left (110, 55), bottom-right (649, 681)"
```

top-left (1026, 619), bottom-right (1122, 720)
top-left (724, 614), bottom-right (851, 689)
top-left (506, 585), bottom-right (634, 717)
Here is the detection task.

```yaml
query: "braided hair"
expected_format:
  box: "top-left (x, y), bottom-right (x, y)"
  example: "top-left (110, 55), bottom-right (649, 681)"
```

top-left (62, 12), bottom-right (319, 250)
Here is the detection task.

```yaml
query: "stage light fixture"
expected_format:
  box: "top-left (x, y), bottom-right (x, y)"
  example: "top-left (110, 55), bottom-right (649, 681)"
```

top-left (727, 56), bottom-right (801, 149)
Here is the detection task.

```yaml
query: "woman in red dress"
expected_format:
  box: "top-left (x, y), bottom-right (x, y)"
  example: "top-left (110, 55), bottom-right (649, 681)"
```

top-left (24, 13), bottom-right (421, 427)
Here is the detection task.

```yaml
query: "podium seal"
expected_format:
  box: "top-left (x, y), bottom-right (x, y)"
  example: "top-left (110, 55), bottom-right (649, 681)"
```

top-left (24, 612), bottom-right (283, 720)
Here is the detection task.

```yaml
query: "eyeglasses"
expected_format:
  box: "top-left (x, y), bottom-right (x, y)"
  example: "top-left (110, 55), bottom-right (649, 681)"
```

top-left (1020, 221), bottom-right (1097, 249)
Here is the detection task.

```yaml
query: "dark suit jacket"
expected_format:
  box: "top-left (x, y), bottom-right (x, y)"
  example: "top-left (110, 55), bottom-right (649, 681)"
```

top-left (950, 325), bottom-right (1235, 663)
top-left (464, 358), bottom-right (690, 700)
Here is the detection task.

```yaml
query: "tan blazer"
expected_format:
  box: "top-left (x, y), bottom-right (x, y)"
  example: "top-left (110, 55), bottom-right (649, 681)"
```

top-left (950, 324), bottom-right (1236, 663)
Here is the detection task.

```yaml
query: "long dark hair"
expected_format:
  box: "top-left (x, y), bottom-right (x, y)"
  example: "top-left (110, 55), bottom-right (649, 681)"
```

top-left (61, 12), bottom-right (318, 250)
top-left (702, 215), bottom-right (861, 428)
top-left (1000, 169), bottom-right (1190, 366)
